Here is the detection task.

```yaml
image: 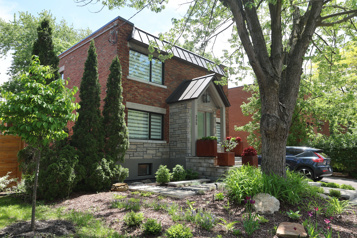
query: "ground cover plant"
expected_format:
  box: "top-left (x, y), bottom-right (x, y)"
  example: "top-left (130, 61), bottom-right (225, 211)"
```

top-left (1, 166), bottom-right (357, 237)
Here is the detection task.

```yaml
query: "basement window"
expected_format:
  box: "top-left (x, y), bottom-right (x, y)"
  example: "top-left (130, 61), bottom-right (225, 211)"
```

top-left (138, 163), bottom-right (152, 176)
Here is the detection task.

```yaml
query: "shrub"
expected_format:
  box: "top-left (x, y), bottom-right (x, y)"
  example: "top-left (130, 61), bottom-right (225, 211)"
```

top-left (200, 136), bottom-right (217, 140)
top-left (329, 189), bottom-right (341, 198)
top-left (123, 211), bottom-right (144, 227)
top-left (185, 169), bottom-right (199, 180)
top-left (340, 184), bottom-right (355, 190)
top-left (171, 165), bottom-right (186, 181)
top-left (0, 172), bottom-right (17, 192)
top-left (112, 164), bottom-right (129, 182)
top-left (325, 197), bottom-right (350, 216)
top-left (155, 165), bottom-right (171, 185)
top-left (215, 192), bottom-right (225, 201)
top-left (324, 182), bottom-right (340, 188)
top-left (241, 146), bottom-right (257, 156)
top-left (166, 224), bottom-right (193, 238)
top-left (143, 218), bottom-right (162, 235)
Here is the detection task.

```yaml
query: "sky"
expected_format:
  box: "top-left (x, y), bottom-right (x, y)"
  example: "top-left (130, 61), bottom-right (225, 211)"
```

top-left (0, 0), bottom-right (252, 87)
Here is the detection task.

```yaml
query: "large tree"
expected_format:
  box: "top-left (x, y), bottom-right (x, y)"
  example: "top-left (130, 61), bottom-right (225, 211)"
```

top-left (32, 18), bottom-right (60, 84)
top-left (0, 57), bottom-right (78, 231)
top-left (77, 0), bottom-right (357, 177)
top-left (103, 56), bottom-right (129, 163)
top-left (0, 10), bottom-right (91, 77)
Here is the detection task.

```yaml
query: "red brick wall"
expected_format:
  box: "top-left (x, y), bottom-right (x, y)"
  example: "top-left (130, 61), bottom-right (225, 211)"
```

top-left (228, 86), bottom-right (253, 147)
top-left (59, 18), bottom-right (229, 141)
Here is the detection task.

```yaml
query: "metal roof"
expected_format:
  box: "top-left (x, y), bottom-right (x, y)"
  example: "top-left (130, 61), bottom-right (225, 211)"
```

top-left (130, 27), bottom-right (226, 76)
top-left (166, 74), bottom-right (230, 107)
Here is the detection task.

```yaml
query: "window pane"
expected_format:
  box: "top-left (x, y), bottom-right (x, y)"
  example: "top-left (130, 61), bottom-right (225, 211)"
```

top-left (197, 111), bottom-right (204, 139)
top-left (129, 50), bottom-right (150, 81)
top-left (138, 164), bottom-right (151, 176)
top-left (128, 110), bottom-right (149, 139)
top-left (150, 114), bottom-right (162, 139)
top-left (151, 59), bottom-right (162, 84)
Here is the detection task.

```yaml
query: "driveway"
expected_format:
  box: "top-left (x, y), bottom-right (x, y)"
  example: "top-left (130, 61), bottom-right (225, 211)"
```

top-left (322, 176), bottom-right (357, 190)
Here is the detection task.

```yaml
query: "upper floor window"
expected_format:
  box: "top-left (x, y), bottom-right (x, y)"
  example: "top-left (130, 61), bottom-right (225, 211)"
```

top-left (129, 50), bottom-right (163, 85)
top-left (128, 109), bottom-right (163, 140)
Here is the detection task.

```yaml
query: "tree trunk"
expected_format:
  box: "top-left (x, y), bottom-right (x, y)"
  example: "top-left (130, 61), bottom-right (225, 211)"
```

top-left (31, 147), bottom-right (41, 231)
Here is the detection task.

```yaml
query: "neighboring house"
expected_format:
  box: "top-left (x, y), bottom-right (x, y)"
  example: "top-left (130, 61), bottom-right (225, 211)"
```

top-left (228, 86), bottom-right (253, 148)
top-left (59, 16), bottom-right (230, 181)
top-left (228, 86), bottom-right (330, 148)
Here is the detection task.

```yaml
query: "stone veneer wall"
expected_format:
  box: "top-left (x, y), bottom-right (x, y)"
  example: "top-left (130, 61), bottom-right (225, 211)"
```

top-left (169, 102), bottom-right (192, 168)
top-left (123, 141), bottom-right (169, 180)
top-left (186, 157), bottom-right (234, 181)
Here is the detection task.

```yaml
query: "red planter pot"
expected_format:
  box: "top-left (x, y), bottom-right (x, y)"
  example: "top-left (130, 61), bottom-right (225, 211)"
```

top-left (242, 155), bottom-right (258, 168)
top-left (232, 142), bottom-right (244, 156)
top-left (196, 140), bottom-right (217, 157)
top-left (217, 152), bottom-right (235, 166)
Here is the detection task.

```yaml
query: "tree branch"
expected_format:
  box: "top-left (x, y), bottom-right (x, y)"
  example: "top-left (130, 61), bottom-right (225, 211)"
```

top-left (318, 12), bottom-right (357, 26)
top-left (269, 0), bottom-right (283, 77)
top-left (311, 39), bottom-right (333, 65)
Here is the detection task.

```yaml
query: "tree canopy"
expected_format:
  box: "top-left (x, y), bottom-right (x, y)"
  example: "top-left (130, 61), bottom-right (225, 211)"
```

top-left (0, 10), bottom-right (91, 77)
top-left (76, 0), bottom-right (357, 177)
top-left (0, 56), bottom-right (79, 231)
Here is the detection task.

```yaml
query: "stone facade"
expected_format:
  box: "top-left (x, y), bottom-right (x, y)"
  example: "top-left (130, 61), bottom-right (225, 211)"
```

top-left (169, 102), bottom-right (192, 168)
top-left (186, 157), bottom-right (234, 181)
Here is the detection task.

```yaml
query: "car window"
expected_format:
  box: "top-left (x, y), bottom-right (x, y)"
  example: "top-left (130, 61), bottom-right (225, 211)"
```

top-left (297, 150), bottom-right (315, 157)
top-left (286, 148), bottom-right (304, 155)
top-left (317, 152), bottom-right (329, 159)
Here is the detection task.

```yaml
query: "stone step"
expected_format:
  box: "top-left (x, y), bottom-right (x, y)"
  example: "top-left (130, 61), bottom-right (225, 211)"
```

top-left (167, 179), bottom-right (211, 187)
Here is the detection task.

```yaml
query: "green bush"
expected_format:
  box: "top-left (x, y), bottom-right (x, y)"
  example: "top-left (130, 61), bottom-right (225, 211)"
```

top-left (0, 172), bottom-right (17, 192)
top-left (171, 165), bottom-right (186, 181)
top-left (143, 218), bottom-right (162, 235)
top-left (340, 184), bottom-right (355, 190)
top-left (185, 169), bottom-right (199, 180)
top-left (329, 189), bottom-right (341, 198)
top-left (166, 224), bottom-right (193, 238)
top-left (123, 211), bottom-right (144, 227)
top-left (224, 166), bottom-right (315, 205)
top-left (323, 182), bottom-right (340, 188)
top-left (112, 164), bottom-right (129, 183)
top-left (155, 165), bottom-right (171, 185)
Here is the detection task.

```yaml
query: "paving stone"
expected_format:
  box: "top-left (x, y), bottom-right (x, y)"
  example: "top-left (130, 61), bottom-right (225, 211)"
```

top-left (276, 222), bottom-right (308, 238)
top-left (167, 179), bottom-right (211, 187)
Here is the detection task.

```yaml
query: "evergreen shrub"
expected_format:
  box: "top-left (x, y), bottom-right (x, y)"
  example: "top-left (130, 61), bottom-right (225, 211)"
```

top-left (171, 164), bottom-right (186, 181)
top-left (155, 165), bottom-right (171, 185)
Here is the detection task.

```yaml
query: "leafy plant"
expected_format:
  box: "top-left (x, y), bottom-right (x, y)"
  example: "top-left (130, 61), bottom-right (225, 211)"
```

top-left (200, 136), bottom-right (217, 140)
top-left (233, 229), bottom-right (241, 236)
top-left (140, 192), bottom-right (153, 197)
top-left (143, 218), bottom-right (162, 235)
top-left (165, 223), bottom-right (193, 238)
top-left (185, 169), bottom-right (199, 180)
top-left (0, 172), bottom-right (17, 192)
top-left (218, 218), bottom-right (238, 232)
top-left (221, 139), bottom-right (238, 152)
top-left (215, 192), bottom-right (225, 201)
top-left (111, 198), bottom-right (141, 211)
top-left (325, 197), bottom-right (350, 216)
top-left (323, 182), bottom-right (340, 188)
top-left (123, 211), bottom-right (144, 227)
top-left (242, 196), bottom-right (260, 236)
top-left (329, 189), bottom-right (341, 198)
top-left (256, 214), bottom-right (269, 223)
top-left (286, 210), bottom-right (302, 220)
top-left (155, 165), bottom-right (171, 185)
top-left (195, 211), bottom-right (217, 231)
top-left (171, 164), bottom-right (186, 181)
top-left (241, 146), bottom-right (257, 156)
top-left (340, 184), bottom-right (355, 190)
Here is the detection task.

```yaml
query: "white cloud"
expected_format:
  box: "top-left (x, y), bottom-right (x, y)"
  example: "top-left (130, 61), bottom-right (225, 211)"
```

top-left (0, 0), bottom-right (17, 21)
top-left (0, 53), bottom-right (12, 86)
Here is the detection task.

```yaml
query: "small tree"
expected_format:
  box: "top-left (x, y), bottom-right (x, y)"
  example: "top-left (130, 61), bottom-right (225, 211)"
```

top-left (103, 56), bottom-right (129, 163)
top-left (0, 57), bottom-right (79, 231)
top-left (32, 18), bottom-right (60, 84)
top-left (71, 40), bottom-right (105, 191)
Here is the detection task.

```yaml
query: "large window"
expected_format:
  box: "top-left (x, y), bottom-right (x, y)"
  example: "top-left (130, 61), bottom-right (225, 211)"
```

top-left (128, 109), bottom-right (163, 140)
top-left (129, 50), bottom-right (163, 85)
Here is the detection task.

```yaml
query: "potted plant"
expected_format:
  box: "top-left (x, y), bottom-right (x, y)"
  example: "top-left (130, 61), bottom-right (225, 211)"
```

top-left (241, 146), bottom-right (258, 168)
top-left (217, 138), bottom-right (238, 166)
top-left (196, 136), bottom-right (217, 157)
top-left (227, 136), bottom-right (243, 156)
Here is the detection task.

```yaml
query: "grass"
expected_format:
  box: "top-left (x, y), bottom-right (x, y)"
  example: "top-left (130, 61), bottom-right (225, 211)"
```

top-left (0, 195), bottom-right (120, 237)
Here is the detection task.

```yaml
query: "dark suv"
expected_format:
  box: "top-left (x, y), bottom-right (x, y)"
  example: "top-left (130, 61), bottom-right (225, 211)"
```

top-left (259, 146), bottom-right (333, 181)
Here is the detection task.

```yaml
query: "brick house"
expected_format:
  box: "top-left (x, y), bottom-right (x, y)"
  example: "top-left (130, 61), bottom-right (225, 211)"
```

top-left (59, 16), bottom-right (230, 180)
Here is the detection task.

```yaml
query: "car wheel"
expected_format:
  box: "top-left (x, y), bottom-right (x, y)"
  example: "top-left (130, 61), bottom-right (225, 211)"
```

top-left (298, 167), bottom-right (314, 180)
top-left (313, 177), bottom-right (323, 182)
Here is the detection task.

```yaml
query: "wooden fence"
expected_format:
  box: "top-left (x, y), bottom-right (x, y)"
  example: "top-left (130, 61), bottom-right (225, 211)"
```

top-left (0, 135), bottom-right (24, 182)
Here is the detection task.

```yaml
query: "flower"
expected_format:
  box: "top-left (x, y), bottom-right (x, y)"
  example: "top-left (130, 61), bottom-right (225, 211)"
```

top-left (235, 137), bottom-right (242, 142)
top-left (246, 196), bottom-right (251, 200)
top-left (241, 146), bottom-right (257, 156)
top-left (243, 200), bottom-right (247, 204)
top-left (226, 136), bottom-right (232, 140)
top-left (250, 199), bottom-right (255, 204)
top-left (294, 227), bottom-right (297, 230)
top-left (314, 207), bottom-right (319, 211)
top-left (308, 211), bottom-right (313, 217)
top-left (324, 219), bottom-right (331, 224)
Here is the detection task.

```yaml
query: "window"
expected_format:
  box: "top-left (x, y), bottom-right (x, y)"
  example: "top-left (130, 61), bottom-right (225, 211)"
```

top-left (216, 122), bottom-right (221, 143)
top-left (128, 109), bottom-right (163, 140)
top-left (198, 111), bottom-right (213, 139)
top-left (129, 50), bottom-right (163, 84)
top-left (138, 163), bottom-right (152, 176)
